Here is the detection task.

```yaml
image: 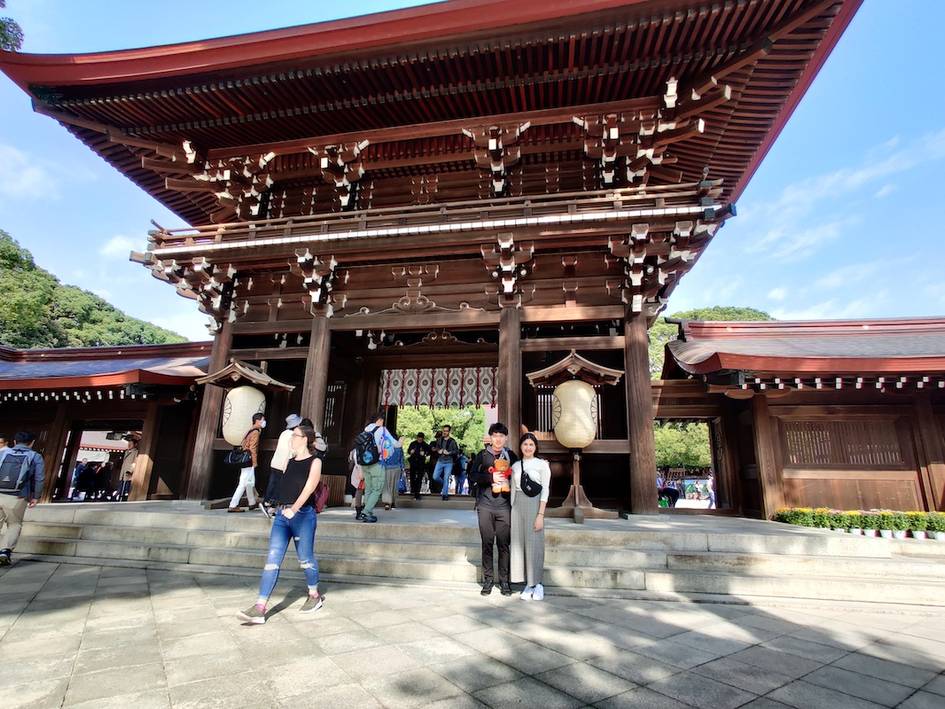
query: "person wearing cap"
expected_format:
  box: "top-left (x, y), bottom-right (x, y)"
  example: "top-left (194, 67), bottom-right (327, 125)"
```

top-left (262, 413), bottom-right (302, 518)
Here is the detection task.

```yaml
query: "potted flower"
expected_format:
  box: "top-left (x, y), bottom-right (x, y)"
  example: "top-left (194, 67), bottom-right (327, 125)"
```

top-left (861, 510), bottom-right (880, 537)
top-left (844, 511), bottom-right (863, 535)
top-left (828, 509), bottom-right (847, 533)
top-left (889, 511), bottom-right (909, 540)
top-left (928, 512), bottom-right (945, 541)
top-left (877, 511), bottom-right (895, 539)
top-left (907, 511), bottom-right (928, 540)
top-left (812, 507), bottom-right (832, 530)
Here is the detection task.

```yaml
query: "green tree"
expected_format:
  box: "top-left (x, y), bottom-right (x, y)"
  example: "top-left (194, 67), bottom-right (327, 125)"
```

top-left (649, 305), bottom-right (773, 377)
top-left (653, 421), bottom-right (712, 468)
top-left (0, 1), bottom-right (23, 51)
top-left (0, 229), bottom-right (186, 348)
top-left (394, 406), bottom-right (487, 455)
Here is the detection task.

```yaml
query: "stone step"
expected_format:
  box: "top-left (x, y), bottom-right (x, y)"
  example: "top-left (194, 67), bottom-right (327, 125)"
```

top-left (644, 570), bottom-right (945, 605)
top-left (667, 551), bottom-right (945, 579)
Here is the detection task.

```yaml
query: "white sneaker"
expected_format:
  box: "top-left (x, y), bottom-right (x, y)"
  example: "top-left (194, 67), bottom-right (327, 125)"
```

top-left (520, 586), bottom-right (534, 601)
top-left (532, 584), bottom-right (544, 601)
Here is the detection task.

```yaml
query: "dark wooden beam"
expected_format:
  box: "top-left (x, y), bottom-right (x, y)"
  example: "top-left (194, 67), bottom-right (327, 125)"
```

top-left (129, 401), bottom-right (160, 501)
top-left (913, 391), bottom-right (945, 511)
top-left (625, 311), bottom-right (658, 514)
top-left (329, 310), bottom-right (501, 332)
top-left (520, 335), bottom-right (624, 352)
top-left (751, 393), bottom-right (784, 519)
top-left (230, 347), bottom-right (309, 360)
top-left (301, 315), bottom-right (331, 431)
top-left (498, 307), bottom-right (522, 451)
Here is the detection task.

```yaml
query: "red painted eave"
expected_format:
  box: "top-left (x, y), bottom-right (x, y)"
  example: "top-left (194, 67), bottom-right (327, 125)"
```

top-left (675, 354), bottom-right (945, 377)
top-left (0, 0), bottom-right (651, 90)
top-left (0, 370), bottom-right (198, 391)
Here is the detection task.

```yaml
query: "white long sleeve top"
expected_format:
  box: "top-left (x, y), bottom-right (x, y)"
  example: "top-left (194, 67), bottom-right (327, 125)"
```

top-left (511, 457), bottom-right (552, 505)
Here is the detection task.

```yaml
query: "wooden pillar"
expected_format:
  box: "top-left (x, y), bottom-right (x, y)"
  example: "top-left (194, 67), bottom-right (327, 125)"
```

top-left (129, 401), bottom-right (160, 502)
top-left (498, 307), bottom-right (521, 449)
top-left (913, 392), bottom-right (945, 511)
top-left (300, 315), bottom-right (331, 431)
top-left (185, 320), bottom-right (232, 500)
top-left (624, 312), bottom-right (658, 514)
top-left (751, 394), bottom-right (784, 518)
top-left (40, 403), bottom-right (69, 503)
top-left (717, 400), bottom-right (743, 514)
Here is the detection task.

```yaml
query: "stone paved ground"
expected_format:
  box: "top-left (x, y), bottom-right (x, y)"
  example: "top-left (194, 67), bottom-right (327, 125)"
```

top-left (2, 561), bottom-right (945, 709)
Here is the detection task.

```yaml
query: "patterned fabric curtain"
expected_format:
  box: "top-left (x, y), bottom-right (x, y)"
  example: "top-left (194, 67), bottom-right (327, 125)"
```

top-left (380, 367), bottom-right (497, 408)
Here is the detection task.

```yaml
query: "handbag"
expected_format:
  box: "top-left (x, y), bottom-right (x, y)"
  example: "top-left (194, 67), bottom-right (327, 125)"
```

top-left (313, 480), bottom-right (330, 513)
top-left (520, 461), bottom-right (543, 498)
top-left (224, 429), bottom-right (255, 467)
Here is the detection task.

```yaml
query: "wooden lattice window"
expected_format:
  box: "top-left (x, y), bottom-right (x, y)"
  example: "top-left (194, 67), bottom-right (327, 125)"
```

top-left (781, 419), bottom-right (905, 468)
top-left (322, 381), bottom-right (346, 445)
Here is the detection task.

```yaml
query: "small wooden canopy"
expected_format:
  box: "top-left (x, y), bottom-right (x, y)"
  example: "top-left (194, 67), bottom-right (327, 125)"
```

top-left (527, 350), bottom-right (624, 387)
top-left (196, 359), bottom-right (295, 391)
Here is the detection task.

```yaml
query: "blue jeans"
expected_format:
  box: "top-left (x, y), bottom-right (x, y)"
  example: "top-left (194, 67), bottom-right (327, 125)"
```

top-left (433, 458), bottom-right (453, 497)
top-left (258, 506), bottom-right (319, 601)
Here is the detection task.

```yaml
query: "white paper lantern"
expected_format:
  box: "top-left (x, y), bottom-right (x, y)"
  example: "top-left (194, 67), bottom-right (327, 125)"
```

top-left (221, 386), bottom-right (266, 446)
top-left (551, 380), bottom-right (598, 449)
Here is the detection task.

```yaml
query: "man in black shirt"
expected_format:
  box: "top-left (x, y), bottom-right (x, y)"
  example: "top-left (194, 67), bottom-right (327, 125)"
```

top-left (468, 422), bottom-right (518, 596)
top-left (432, 425), bottom-right (460, 501)
top-left (406, 433), bottom-right (431, 500)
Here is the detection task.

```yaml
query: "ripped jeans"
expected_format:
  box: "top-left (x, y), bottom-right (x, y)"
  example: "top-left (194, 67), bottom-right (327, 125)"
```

top-left (258, 505), bottom-right (319, 601)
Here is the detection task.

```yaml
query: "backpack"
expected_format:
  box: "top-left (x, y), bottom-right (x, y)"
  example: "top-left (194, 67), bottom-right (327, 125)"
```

top-left (353, 427), bottom-right (380, 466)
top-left (0, 450), bottom-right (33, 495)
top-left (313, 480), bottom-right (330, 513)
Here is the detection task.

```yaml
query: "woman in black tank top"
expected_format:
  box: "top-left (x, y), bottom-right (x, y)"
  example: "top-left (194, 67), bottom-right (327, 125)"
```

top-left (237, 425), bottom-right (325, 625)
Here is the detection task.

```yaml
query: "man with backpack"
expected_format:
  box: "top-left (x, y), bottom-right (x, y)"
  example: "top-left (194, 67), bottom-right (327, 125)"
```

top-left (0, 431), bottom-right (46, 565)
top-left (353, 411), bottom-right (391, 523)
top-left (468, 423), bottom-right (518, 596)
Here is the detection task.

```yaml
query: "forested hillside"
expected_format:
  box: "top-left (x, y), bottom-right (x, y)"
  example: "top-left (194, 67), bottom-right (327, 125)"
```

top-left (0, 229), bottom-right (185, 349)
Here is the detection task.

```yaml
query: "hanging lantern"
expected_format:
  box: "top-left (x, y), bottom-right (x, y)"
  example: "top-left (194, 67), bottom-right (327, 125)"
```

top-left (221, 385), bottom-right (266, 446)
top-left (551, 379), bottom-right (597, 449)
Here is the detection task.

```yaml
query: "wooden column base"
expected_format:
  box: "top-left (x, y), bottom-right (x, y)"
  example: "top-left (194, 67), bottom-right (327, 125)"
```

top-left (545, 484), bottom-right (619, 523)
top-left (545, 450), bottom-right (618, 524)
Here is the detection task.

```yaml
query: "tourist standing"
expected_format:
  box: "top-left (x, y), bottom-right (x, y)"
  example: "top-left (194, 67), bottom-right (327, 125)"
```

top-left (0, 432), bottom-right (46, 565)
top-left (117, 436), bottom-right (139, 500)
top-left (455, 447), bottom-right (469, 496)
top-left (468, 423), bottom-right (518, 595)
top-left (237, 425), bottom-right (325, 624)
top-left (228, 413), bottom-right (264, 513)
top-left (263, 413), bottom-right (302, 517)
top-left (432, 425), bottom-right (459, 500)
top-left (356, 412), bottom-right (392, 523)
top-left (407, 433), bottom-right (431, 500)
top-left (382, 435), bottom-right (403, 511)
top-left (510, 432), bottom-right (551, 601)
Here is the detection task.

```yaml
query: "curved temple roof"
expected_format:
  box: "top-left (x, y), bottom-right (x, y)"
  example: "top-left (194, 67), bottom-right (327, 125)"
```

top-left (0, 0), bottom-right (862, 225)
top-left (665, 318), bottom-right (945, 377)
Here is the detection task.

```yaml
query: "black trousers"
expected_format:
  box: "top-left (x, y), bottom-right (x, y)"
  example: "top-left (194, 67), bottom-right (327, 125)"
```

top-left (408, 462), bottom-right (425, 497)
top-left (264, 467), bottom-right (283, 502)
top-left (477, 504), bottom-right (511, 584)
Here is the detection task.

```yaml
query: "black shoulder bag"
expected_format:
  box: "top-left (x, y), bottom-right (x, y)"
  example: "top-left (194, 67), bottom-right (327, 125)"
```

top-left (224, 429), bottom-right (254, 467)
top-left (519, 460), bottom-right (543, 498)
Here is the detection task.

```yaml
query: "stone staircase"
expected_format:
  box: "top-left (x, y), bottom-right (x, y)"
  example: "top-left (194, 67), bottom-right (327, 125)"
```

top-left (17, 503), bottom-right (945, 606)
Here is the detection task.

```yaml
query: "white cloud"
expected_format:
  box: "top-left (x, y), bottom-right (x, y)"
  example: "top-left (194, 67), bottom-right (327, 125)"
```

top-left (0, 144), bottom-right (57, 200)
top-left (767, 287), bottom-right (787, 302)
top-left (772, 290), bottom-right (889, 321)
top-left (814, 260), bottom-right (883, 290)
top-left (91, 288), bottom-right (113, 300)
top-left (874, 184), bottom-right (897, 199)
top-left (749, 217), bottom-right (857, 261)
top-left (99, 235), bottom-right (139, 259)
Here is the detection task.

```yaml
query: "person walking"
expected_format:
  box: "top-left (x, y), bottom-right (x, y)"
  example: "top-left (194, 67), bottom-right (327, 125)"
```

top-left (117, 436), bottom-right (139, 501)
top-left (468, 422), bottom-right (518, 596)
top-left (356, 411), bottom-right (393, 523)
top-left (237, 425), bottom-right (325, 624)
top-left (262, 413), bottom-right (302, 518)
top-left (510, 432), bottom-right (551, 601)
top-left (407, 432), bottom-right (431, 500)
top-left (432, 425), bottom-right (459, 501)
top-left (0, 431), bottom-right (46, 566)
top-left (455, 447), bottom-right (469, 496)
top-left (228, 413), bottom-right (264, 513)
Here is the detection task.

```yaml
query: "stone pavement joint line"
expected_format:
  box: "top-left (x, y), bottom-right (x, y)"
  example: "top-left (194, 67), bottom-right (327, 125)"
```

top-left (2, 560), bottom-right (944, 709)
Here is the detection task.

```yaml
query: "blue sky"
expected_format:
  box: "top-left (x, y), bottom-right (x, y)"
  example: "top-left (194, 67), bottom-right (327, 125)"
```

top-left (0, 0), bottom-right (943, 341)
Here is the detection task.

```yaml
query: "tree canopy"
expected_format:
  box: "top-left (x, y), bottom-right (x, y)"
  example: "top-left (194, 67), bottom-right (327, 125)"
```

top-left (649, 305), bottom-right (773, 377)
top-left (0, 230), bottom-right (185, 349)
top-left (654, 421), bottom-right (712, 468)
top-left (0, 1), bottom-right (23, 51)
top-left (394, 406), bottom-right (487, 455)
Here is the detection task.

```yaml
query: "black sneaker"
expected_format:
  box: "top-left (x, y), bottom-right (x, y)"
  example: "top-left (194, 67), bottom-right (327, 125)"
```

top-left (480, 581), bottom-right (493, 596)
top-left (500, 583), bottom-right (513, 596)
top-left (354, 509), bottom-right (364, 521)
top-left (0, 549), bottom-right (10, 566)
top-left (361, 514), bottom-right (378, 523)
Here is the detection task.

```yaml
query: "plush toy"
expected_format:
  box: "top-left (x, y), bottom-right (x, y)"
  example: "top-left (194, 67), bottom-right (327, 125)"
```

top-left (489, 458), bottom-right (511, 494)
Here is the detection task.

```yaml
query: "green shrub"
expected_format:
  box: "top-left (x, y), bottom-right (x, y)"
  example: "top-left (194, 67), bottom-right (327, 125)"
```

top-left (928, 512), bottom-right (945, 533)
top-left (888, 511), bottom-right (909, 531)
top-left (860, 511), bottom-right (881, 530)
top-left (812, 507), bottom-right (832, 528)
top-left (906, 512), bottom-right (928, 532)
top-left (775, 508), bottom-right (815, 527)
top-left (842, 511), bottom-right (863, 529)
top-left (828, 510), bottom-right (847, 529)
top-left (877, 511), bottom-right (895, 530)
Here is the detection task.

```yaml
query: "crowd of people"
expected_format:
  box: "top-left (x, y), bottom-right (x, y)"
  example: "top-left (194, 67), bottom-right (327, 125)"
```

top-left (224, 410), bottom-right (553, 623)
